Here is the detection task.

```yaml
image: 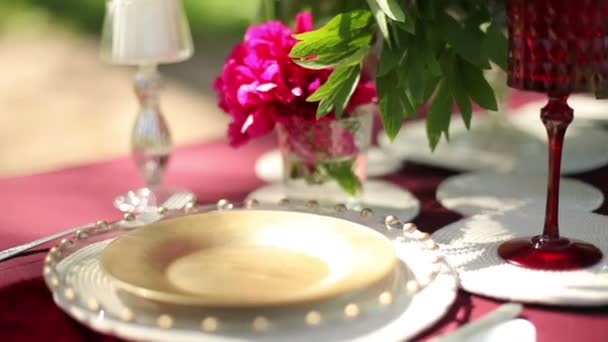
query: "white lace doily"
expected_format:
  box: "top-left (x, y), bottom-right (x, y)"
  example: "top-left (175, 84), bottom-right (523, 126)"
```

top-left (431, 208), bottom-right (608, 306)
top-left (247, 180), bottom-right (420, 223)
top-left (509, 105), bottom-right (608, 174)
top-left (378, 114), bottom-right (608, 174)
top-left (437, 172), bottom-right (604, 216)
top-left (513, 95), bottom-right (608, 125)
top-left (254, 148), bottom-right (402, 183)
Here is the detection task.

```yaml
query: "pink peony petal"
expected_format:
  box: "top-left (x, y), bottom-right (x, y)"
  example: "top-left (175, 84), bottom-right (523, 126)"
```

top-left (215, 11), bottom-right (375, 149)
top-left (291, 87), bottom-right (303, 97)
top-left (295, 11), bottom-right (314, 33)
top-left (256, 83), bottom-right (278, 92)
top-left (237, 82), bottom-right (261, 107)
top-left (260, 63), bottom-right (280, 81)
top-left (346, 81), bottom-right (378, 114)
top-left (308, 78), bottom-right (323, 93)
top-left (240, 114), bottom-right (255, 134)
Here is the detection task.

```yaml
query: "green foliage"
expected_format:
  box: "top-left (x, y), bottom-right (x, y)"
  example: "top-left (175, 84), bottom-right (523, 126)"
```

top-left (323, 159), bottom-right (362, 196)
top-left (291, 0), bottom-right (508, 151)
top-left (291, 10), bottom-right (374, 58)
top-left (308, 64), bottom-right (361, 118)
top-left (1, 0), bottom-right (257, 40)
top-left (291, 10), bottom-right (374, 118)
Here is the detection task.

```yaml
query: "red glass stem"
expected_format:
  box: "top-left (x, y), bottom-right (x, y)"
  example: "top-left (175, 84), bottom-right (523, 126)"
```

top-left (541, 94), bottom-right (573, 241)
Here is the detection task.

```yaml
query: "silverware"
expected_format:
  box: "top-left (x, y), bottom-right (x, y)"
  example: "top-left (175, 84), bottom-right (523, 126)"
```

top-left (432, 303), bottom-right (524, 342)
top-left (0, 222), bottom-right (97, 262)
top-left (0, 192), bottom-right (196, 262)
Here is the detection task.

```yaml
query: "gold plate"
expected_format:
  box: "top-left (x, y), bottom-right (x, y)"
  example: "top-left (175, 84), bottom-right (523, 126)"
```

top-left (100, 210), bottom-right (397, 307)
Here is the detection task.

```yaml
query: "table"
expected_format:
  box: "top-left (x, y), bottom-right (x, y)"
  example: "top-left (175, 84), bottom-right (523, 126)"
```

top-left (1, 134), bottom-right (608, 341)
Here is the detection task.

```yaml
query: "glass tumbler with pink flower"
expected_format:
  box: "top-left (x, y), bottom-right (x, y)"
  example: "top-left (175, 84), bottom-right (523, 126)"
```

top-left (276, 106), bottom-right (374, 208)
top-left (214, 12), bottom-right (377, 208)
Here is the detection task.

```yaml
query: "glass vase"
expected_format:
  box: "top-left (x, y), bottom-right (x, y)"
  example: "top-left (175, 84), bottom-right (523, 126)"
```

top-left (276, 106), bottom-right (374, 208)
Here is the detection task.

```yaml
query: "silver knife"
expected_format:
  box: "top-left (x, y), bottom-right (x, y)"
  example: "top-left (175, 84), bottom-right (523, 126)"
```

top-left (433, 303), bottom-right (524, 342)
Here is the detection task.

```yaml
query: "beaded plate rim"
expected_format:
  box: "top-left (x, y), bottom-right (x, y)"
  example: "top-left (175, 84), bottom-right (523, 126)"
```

top-left (43, 199), bottom-right (459, 341)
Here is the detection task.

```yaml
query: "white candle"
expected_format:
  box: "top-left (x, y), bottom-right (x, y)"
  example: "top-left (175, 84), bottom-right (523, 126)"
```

top-left (101, 0), bottom-right (194, 65)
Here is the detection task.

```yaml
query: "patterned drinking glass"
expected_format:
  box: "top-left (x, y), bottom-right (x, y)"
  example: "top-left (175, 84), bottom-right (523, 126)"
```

top-left (498, 0), bottom-right (608, 270)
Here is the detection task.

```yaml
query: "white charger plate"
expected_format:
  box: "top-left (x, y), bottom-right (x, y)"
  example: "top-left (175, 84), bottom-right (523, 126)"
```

top-left (437, 172), bottom-right (604, 216)
top-left (254, 148), bottom-right (403, 183)
top-left (247, 180), bottom-right (420, 224)
top-left (379, 113), bottom-right (608, 174)
top-left (44, 201), bottom-right (457, 342)
top-left (513, 95), bottom-right (608, 125)
top-left (432, 207), bottom-right (608, 306)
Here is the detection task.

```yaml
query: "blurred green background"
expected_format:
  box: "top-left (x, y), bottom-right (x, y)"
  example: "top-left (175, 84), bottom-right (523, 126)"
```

top-left (0, 0), bottom-right (257, 39)
top-left (0, 0), bottom-right (264, 176)
top-left (0, 0), bottom-right (368, 176)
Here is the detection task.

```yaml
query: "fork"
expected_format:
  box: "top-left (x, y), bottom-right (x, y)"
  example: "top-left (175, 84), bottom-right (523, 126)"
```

top-left (0, 191), bottom-right (196, 262)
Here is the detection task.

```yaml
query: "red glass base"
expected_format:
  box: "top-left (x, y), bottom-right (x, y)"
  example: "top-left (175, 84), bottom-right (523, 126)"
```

top-left (498, 236), bottom-right (603, 270)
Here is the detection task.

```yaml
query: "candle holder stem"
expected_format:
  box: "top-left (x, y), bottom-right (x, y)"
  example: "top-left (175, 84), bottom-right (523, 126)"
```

top-left (540, 93), bottom-right (572, 241)
top-left (113, 65), bottom-right (193, 213)
top-left (131, 64), bottom-right (171, 188)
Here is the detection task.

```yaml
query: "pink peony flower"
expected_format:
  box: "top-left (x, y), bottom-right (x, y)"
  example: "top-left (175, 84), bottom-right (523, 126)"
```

top-left (213, 12), bottom-right (377, 147)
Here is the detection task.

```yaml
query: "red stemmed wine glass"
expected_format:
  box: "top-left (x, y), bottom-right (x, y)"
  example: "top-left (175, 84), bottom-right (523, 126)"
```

top-left (498, 0), bottom-right (608, 270)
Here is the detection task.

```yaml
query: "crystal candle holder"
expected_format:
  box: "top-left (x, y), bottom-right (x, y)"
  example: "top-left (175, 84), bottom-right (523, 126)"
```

top-left (100, 0), bottom-right (195, 213)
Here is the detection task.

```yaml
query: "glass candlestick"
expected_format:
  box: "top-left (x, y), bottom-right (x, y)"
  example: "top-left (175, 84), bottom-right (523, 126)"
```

top-left (498, 0), bottom-right (607, 270)
top-left (101, 0), bottom-right (195, 213)
top-left (113, 65), bottom-right (188, 213)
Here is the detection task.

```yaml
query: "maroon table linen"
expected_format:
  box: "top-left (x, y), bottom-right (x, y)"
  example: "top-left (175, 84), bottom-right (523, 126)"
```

top-left (1, 112), bottom-right (608, 341)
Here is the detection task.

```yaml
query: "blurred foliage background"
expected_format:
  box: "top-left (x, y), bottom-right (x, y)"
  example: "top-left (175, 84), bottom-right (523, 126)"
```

top-left (0, 0), bottom-right (258, 39)
top-left (0, 0), bottom-right (371, 38)
top-left (0, 0), bottom-right (371, 176)
top-left (0, 0), bottom-right (363, 89)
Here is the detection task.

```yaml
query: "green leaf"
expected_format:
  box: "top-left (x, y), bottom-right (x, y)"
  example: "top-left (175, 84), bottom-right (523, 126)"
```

top-left (333, 68), bottom-right (361, 118)
top-left (295, 47), bottom-right (369, 69)
top-left (396, 10), bottom-right (415, 34)
top-left (418, 0), bottom-right (437, 20)
top-left (436, 13), bottom-right (491, 69)
top-left (307, 65), bottom-right (356, 101)
top-left (291, 10), bottom-right (373, 58)
top-left (307, 64), bottom-right (361, 118)
top-left (323, 159), bottom-right (362, 196)
top-left (451, 75), bottom-right (473, 129)
top-left (396, 33), bottom-right (441, 110)
top-left (366, 0), bottom-right (391, 44)
top-left (461, 60), bottom-right (498, 111)
top-left (373, 0), bottom-right (406, 22)
top-left (317, 98), bottom-right (334, 117)
top-left (377, 44), bottom-right (401, 77)
top-left (426, 80), bottom-right (453, 151)
top-left (402, 52), bottom-right (425, 108)
top-left (443, 54), bottom-right (473, 129)
top-left (377, 72), bottom-right (412, 140)
top-left (422, 77), bottom-right (440, 104)
top-left (483, 22), bottom-right (508, 71)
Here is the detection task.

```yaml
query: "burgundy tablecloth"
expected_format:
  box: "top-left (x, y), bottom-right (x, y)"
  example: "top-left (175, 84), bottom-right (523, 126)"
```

top-left (2, 113), bottom-right (608, 341)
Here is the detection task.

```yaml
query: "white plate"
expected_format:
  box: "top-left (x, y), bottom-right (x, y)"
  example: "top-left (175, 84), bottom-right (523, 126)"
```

top-left (514, 95), bottom-right (608, 125)
top-left (247, 180), bottom-right (420, 224)
top-left (379, 114), bottom-right (608, 174)
top-left (437, 172), bottom-right (604, 216)
top-left (432, 208), bottom-right (608, 306)
top-left (44, 201), bottom-right (457, 342)
top-left (254, 147), bottom-right (402, 183)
